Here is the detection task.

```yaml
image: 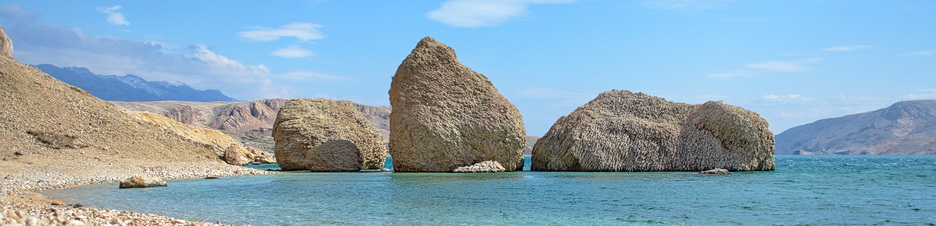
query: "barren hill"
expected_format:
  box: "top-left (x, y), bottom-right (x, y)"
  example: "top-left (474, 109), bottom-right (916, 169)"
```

top-left (0, 45), bottom-right (261, 193)
top-left (776, 100), bottom-right (936, 155)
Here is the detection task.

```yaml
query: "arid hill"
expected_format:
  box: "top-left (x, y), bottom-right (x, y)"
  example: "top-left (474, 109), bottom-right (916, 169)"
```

top-left (776, 100), bottom-right (936, 155)
top-left (0, 37), bottom-right (263, 193)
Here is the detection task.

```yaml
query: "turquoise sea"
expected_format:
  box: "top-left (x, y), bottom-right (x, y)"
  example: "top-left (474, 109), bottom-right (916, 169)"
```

top-left (44, 156), bottom-right (936, 225)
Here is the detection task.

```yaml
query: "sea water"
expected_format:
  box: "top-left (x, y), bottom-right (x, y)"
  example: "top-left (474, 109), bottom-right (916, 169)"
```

top-left (43, 156), bottom-right (936, 225)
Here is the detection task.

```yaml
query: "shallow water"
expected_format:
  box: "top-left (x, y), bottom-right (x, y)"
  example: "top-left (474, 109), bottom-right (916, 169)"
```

top-left (44, 156), bottom-right (936, 225)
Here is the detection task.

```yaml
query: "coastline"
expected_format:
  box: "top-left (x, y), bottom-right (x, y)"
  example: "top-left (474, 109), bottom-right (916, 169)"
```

top-left (1, 160), bottom-right (274, 225)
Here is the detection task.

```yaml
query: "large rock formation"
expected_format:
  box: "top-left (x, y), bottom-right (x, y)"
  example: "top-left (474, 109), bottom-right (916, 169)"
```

top-left (0, 26), bottom-right (12, 58)
top-left (776, 100), bottom-right (936, 155)
top-left (388, 37), bottom-right (525, 172)
top-left (531, 90), bottom-right (774, 171)
top-left (273, 98), bottom-right (386, 171)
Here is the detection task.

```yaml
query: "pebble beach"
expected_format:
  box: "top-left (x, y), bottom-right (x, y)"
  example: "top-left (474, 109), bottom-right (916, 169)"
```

top-left (1, 161), bottom-right (273, 225)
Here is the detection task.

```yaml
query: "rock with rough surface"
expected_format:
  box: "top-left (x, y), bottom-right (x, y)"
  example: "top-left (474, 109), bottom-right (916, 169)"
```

top-left (0, 27), bottom-right (12, 58)
top-left (273, 98), bottom-right (385, 171)
top-left (389, 37), bottom-right (525, 172)
top-left (118, 176), bottom-right (167, 188)
top-left (532, 90), bottom-right (774, 172)
top-left (453, 161), bottom-right (506, 173)
top-left (223, 144), bottom-right (251, 166)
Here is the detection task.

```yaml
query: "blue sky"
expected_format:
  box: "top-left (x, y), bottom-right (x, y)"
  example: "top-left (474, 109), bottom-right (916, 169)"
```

top-left (1, 0), bottom-right (935, 136)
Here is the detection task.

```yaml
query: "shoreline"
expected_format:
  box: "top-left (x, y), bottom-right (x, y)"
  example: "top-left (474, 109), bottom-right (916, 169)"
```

top-left (1, 161), bottom-right (275, 225)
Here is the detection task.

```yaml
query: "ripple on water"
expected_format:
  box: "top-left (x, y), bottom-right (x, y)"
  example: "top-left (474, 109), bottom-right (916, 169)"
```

top-left (42, 155), bottom-right (936, 225)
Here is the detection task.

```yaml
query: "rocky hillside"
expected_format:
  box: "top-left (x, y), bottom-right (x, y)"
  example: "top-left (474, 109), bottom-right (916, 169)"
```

top-left (111, 99), bottom-right (391, 152)
top-left (35, 64), bottom-right (236, 102)
top-left (776, 100), bottom-right (936, 155)
top-left (0, 33), bottom-right (261, 192)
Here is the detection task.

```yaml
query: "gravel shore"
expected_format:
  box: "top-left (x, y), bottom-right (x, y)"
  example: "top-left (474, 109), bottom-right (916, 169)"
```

top-left (1, 161), bottom-right (274, 225)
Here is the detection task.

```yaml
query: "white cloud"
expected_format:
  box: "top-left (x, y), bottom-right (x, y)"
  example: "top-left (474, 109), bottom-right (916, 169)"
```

top-left (98, 5), bottom-right (129, 26)
top-left (271, 45), bottom-right (315, 58)
top-left (239, 22), bottom-right (325, 42)
top-left (275, 70), bottom-right (346, 82)
top-left (7, 21), bottom-right (287, 100)
top-left (760, 94), bottom-right (812, 103)
top-left (821, 45), bottom-right (873, 52)
top-left (902, 89), bottom-right (936, 100)
top-left (707, 58), bottom-right (822, 78)
top-left (746, 58), bottom-right (822, 73)
top-left (899, 50), bottom-right (935, 57)
top-left (427, 0), bottom-right (575, 28)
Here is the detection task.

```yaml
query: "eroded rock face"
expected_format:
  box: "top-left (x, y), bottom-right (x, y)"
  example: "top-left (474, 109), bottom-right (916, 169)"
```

top-left (531, 90), bottom-right (774, 172)
top-left (273, 98), bottom-right (385, 171)
top-left (0, 27), bottom-right (12, 58)
top-left (388, 37), bottom-right (525, 172)
top-left (675, 101), bottom-right (775, 171)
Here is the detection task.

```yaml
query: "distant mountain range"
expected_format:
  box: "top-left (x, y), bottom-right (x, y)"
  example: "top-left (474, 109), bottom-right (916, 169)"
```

top-left (34, 64), bottom-right (236, 102)
top-left (776, 100), bottom-right (936, 155)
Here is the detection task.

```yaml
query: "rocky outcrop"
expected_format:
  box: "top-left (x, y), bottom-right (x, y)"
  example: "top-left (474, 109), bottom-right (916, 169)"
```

top-left (0, 27), bottom-right (12, 58)
top-left (118, 176), bottom-right (167, 188)
top-left (389, 37), bottom-right (525, 172)
top-left (674, 101), bottom-right (775, 171)
top-left (273, 98), bottom-right (386, 171)
top-left (110, 99), bottom-right (392, 154)
top-left (531, 90), bottom-right (774, 172)
top-left (776, 100), bottom-right (936, 155)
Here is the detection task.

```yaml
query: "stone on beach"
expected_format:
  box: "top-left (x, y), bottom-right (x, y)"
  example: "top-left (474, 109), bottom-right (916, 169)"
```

top-left (531, 90), bottom-right (774, 172)
top-left (273, 98), bottom-right (386, 171)
top-left (118, 176), bottom-right (167, 189)
top-left (388, 37), bottom-right (525, 172)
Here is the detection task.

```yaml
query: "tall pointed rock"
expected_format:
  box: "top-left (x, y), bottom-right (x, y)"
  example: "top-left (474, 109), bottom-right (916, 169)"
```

top-left (389, 37), bottom-right (525, 172)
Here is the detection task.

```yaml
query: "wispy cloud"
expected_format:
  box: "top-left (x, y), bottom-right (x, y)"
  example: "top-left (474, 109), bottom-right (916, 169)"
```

top-left (427, 0), bottom-right (575, 28)
top-left (707, 58), bottom-right (822, 78)
top-left (271, 45), bottom-right (315, 58)
top-left (239, 22), bottom-right (325, 42)
top-left (821, 45), bottom-right (873, 52)
top-left (747, 58), bottom-right (822, 73)
top-left (0, 4), bottom-right (40, 23)
top-left (6, 18), bottom-right (288, 100)
top-left (899, 50), bottom-right (935, 57)
top-left (902, 89), bottom-right (936, 100)
top-left (759, 94), bottom-right (813, 104)
top-left (98, 5), bottom-right (129, 26)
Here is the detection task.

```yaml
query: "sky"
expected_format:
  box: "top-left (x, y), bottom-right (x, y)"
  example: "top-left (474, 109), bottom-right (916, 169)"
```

top-left (1, 0), bottom-right (935, 136)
